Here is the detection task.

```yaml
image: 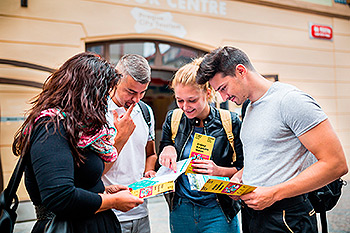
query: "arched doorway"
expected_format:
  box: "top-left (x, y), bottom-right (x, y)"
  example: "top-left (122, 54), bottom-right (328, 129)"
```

top-left (86, 40), bottom-right (206, 151)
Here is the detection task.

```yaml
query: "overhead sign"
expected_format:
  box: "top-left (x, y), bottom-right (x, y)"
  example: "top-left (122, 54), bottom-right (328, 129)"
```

top-left (309, 23), bottom-right (333, 40)
top-left (131, 8), bottom-right (187, 38)
top-left (300, 0), bottom-right (332, 6)
top-left (122, 0), bottom-right (227, 16)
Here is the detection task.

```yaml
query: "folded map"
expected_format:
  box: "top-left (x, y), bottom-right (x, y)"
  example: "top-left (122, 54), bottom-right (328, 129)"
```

top-left (188, 173), bottom-right (256, 196)
top-left (129, 159), bottom-right (191, 198)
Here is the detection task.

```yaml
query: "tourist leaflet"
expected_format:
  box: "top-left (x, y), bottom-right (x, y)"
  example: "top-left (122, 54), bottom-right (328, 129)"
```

top-left (185, 133), bottom-right (215, 174)
top-left (187, 173), bottom-right (256, 196)
top-left (128, 159), bottom-right (190, 198)
top-left (128, 133), bottom-right (256, 198)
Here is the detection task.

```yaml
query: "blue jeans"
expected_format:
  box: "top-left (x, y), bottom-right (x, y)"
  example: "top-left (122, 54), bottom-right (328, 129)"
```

top-left (170, 197), bottom-right (240, 233)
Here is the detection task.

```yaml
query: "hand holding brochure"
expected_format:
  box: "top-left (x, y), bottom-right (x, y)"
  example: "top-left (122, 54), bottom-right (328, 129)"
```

top-left (185, 133), bottom-right (215, 174)
top-left (128, 159), bottom-right (191, 198)
top-left (188, 173), bottom-right (256, 196)
top-left (128, 133), bottom-right (255, 198)
top-left (128, 157), bottom-right (255, 198)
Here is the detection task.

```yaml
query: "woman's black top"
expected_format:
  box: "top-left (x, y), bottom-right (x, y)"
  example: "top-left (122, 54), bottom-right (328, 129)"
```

top-left (25, 119), bottom-right (120, 233)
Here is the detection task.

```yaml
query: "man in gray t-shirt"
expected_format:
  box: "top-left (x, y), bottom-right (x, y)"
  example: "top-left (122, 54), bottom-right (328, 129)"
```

top-left (196, 46), bottom-right (348, 233)
top-left (241, 82), bottom-right (325, 188)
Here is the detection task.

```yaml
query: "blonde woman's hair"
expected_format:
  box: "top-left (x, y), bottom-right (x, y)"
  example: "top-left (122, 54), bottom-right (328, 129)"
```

top-left (170, 58), bottom-right (214, 102)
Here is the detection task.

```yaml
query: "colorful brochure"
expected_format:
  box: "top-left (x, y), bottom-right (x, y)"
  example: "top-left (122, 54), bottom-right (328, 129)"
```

top-left (129, 133), bottom-right (253, 198)
top-left (185, 133), bottom-right (215, 174)
top-left (188, 173), bottom-right (256, 196)
top-left (129, 159), bottom-right (191, 198)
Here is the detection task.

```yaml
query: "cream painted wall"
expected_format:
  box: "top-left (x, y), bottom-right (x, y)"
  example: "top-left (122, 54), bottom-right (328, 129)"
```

top-left (0, 84), bottom-right (40, 200)
top-left (0, 0), bottom-right (349, 201)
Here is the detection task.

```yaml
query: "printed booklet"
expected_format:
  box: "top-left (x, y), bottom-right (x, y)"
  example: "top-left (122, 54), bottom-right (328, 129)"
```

top-left (129, 159), bottom-right (191, 198)
top-left (129, 133), bottom-right (255, 198)
top-left (187, 173), bottom-right (256, 196)
top-left (185, 133), bottom-right (215, 174)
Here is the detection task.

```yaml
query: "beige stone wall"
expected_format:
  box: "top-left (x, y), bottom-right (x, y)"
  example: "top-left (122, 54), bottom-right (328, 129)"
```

top-left (0, 84), bottom-right (41, 200)
top-left (0, 0), bottom-right (349, 202)
top-left (222, 6), bottom-right (350, 177)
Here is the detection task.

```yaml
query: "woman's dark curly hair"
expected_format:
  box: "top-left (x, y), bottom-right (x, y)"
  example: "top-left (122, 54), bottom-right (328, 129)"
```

top-left (12, 52), bottom-right (120, 165)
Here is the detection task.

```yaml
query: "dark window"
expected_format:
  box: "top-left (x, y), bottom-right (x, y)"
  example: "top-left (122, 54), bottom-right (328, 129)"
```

top-left (87, 40), bottom-right (205, 70)
top-left (87, 40), bottom-right (205, 150)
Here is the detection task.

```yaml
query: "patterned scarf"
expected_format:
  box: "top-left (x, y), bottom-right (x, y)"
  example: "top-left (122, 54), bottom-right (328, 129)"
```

top-left (34, 108), bottom-right (118, 162)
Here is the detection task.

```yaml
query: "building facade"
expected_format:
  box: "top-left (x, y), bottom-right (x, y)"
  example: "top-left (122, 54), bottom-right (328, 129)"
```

top-left (1, 0), bottom-right (349, 205)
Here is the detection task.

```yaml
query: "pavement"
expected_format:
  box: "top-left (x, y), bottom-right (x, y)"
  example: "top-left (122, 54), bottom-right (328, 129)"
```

top-left (14, 181), bottom-right (350, 233)
top-left (325, 180), bottom-right (350, 233)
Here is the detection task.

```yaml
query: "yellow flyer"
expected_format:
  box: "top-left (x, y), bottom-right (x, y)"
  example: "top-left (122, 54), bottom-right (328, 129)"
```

top-left (185, 133), bottom-right (215, 174)
top-left (129, 180), bottom-right (175, 199)
top-left (201, 179), bottom-right (256, 196)
top-left (129, 159), bottom-right (191, 198)
top-left (187, 173), bottom-right (256, 196)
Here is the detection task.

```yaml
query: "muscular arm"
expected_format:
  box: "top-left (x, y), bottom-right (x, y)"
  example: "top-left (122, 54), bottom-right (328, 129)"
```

top-left (273, 119), bottom-right (347, 199)
top-left (242, 119), bottom-right (348, 210)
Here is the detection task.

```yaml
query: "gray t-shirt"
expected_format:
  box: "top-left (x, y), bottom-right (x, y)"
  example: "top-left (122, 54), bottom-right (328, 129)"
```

top-left (241, 82), bottom-right (327, 187)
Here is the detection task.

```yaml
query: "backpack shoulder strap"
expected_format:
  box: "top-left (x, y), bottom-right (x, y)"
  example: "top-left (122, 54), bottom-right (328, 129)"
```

top-left (138, 101), bottom-right (154, 140)
top-left (219, 109), bottom-right (236, 162)
top-left (138, 100), bottom-right (151, 128)
top-left (241, 99), bottom-right (250, 120)
top-left (171, 109), bottom-right (183, 143)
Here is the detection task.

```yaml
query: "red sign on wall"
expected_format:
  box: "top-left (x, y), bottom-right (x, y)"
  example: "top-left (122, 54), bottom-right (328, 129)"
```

top-left (309, 23), bottom-right (333, 40)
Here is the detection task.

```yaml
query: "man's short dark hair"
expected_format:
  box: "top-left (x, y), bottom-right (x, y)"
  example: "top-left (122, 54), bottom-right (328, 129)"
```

top-left (196, 46), bottom-right (255, 85)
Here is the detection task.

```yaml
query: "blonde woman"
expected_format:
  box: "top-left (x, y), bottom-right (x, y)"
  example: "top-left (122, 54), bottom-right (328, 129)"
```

top-left (159, 58), bottom-right (243, 233)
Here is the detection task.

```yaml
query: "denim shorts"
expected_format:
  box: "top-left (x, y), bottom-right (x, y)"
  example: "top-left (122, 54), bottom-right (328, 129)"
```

top-left (241, 194), bottom-right (317, 233)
